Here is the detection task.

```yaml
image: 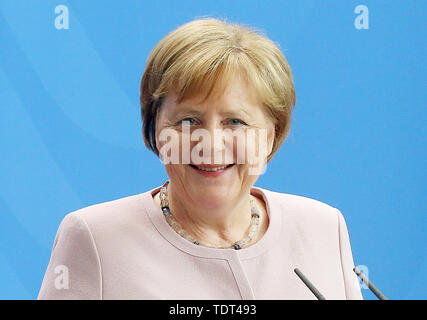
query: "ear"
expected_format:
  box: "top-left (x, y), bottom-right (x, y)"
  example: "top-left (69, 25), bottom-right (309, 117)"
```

top-left (267, 123), bottom-right (276, 157)
top-left (153, 97), bottom-right (165, 152)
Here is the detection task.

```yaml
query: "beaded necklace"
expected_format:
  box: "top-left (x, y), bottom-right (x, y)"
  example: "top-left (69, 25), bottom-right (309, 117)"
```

top-left (159, 181), bottom-right (261, 250)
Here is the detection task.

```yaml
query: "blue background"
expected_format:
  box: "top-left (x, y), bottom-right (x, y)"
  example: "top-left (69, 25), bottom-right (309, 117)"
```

top-left (0, 0), bottom-right (425, 300)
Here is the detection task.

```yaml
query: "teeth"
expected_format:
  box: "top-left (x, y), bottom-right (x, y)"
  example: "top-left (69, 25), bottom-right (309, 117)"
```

top-left (194, 165), bottom-right (229, 172)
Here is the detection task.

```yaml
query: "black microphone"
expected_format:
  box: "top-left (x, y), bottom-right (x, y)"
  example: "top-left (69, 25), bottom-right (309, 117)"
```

top-left (353, 266), bottom-right (388, 300)
top-left (294, 268), bottom-right (326, 300)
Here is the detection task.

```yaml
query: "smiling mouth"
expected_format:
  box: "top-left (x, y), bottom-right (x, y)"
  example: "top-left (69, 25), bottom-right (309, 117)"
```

top-left (189, 164), bottom-right (235, 172)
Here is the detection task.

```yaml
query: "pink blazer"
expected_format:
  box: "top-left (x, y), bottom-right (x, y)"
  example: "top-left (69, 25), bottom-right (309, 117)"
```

top-left (38, 185), bottom-right (363, 299)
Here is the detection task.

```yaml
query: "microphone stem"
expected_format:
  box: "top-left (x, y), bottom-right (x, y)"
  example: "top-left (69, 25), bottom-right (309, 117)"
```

top-left (294, 268), bottom-right (326, 300)
top-left (353, 267), bottom-right (388, 300)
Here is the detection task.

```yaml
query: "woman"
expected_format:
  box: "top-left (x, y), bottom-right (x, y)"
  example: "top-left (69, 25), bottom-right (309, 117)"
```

top-left (38, 18), bottom-right (362, 299)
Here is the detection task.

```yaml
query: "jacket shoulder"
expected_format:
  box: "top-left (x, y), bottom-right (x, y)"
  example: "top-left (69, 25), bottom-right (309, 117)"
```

top-left (261, 188), bottom-right (341, 227)
top-left (61, 191), bottom-right (154, 234)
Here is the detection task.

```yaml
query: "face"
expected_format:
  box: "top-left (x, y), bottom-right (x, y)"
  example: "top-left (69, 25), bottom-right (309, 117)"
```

top-left (155, 72), bottom-right (275, 209)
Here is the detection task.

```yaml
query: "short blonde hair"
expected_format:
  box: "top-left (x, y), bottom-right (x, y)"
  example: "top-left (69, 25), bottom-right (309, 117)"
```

top-left (140, 17), bottom-right (296, 162)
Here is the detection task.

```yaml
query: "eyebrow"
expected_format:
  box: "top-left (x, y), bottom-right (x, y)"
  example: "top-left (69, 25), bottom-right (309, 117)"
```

top-left (172, 106), bottom-right (252, 119)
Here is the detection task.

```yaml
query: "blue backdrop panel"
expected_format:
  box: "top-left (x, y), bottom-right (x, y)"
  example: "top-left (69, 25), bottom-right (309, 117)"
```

top-left (0, 0), bottom-right (425, 299)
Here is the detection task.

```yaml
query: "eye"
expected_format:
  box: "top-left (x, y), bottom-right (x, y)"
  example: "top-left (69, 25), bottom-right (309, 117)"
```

top-left (228, 119), bottom-right (246, 126)
top-left (180, 118), bottom-right (196, 126)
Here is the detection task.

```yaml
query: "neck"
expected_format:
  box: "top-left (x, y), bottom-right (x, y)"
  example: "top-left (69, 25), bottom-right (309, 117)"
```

top-left (166, 181), bottom-right (254, 247)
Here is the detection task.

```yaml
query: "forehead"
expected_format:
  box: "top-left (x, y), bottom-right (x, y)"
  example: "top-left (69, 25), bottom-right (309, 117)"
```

top-left (162, 73), bottom-right (262, 115)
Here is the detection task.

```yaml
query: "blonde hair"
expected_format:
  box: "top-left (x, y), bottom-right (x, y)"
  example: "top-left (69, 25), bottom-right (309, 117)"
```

top-left (140, 17), bottom-right (296, 162)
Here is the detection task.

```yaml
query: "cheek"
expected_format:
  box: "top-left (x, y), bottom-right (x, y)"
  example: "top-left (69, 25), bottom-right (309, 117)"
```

top-left (157, 129), bottom-right (190, 164)
top-left (164, 163), bottom-right (187, 182)
top-left (241, 129), bottom-right (270, 165)
top-left (233, 137), bottom-right (248, 165)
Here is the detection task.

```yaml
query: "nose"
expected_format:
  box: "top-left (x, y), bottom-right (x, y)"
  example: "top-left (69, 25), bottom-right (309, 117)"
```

top-left (191, 121), bottom-right (234, 165)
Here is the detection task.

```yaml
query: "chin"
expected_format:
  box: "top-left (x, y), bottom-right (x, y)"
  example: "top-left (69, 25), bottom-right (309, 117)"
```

top-left (191, 182), bottom-right (235, 207)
